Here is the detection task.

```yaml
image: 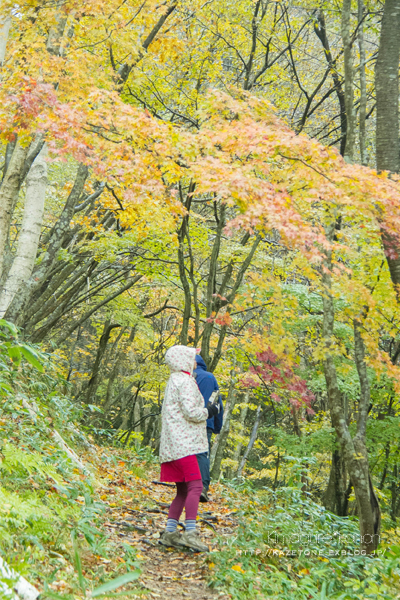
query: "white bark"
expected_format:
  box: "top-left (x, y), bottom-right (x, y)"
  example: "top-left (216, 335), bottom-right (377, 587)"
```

top-left (236, 405), bottom-right (262, 478)
top-left (0, 14), bottom-right (11, 65)
top-left (0, 143), bottom-right (29, 279)
top-left (0, 557), bottom-right (39, 600)
top-left (0, 146), bottom-right (47, 317)
top-left (233, 391), bottom-right (250, 466)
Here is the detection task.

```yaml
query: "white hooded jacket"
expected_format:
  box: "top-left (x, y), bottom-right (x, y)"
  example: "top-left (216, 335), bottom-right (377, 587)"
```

top-left (159, 345), bottom-right (209, 463)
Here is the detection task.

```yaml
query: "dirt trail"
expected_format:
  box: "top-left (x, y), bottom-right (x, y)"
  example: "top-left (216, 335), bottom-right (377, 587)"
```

top-left (139, 545), bottom-right (222, 599)
top-left (102, 473), bottom-right (236, 600)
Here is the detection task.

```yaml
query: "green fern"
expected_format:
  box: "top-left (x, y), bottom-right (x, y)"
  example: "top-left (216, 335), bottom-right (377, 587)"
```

top-left (0, 486), bottom-right (50, 522)
top-left (0, 442), bottom-right (63, 484)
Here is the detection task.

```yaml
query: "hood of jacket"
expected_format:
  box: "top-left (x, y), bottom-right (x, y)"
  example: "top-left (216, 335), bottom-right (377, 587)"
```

top-left (165, 345), bottom-right (197, 374)
top-left (195, 355), bottom-right (208, 371)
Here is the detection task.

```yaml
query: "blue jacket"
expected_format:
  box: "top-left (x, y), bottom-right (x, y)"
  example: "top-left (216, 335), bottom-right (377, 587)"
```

top-left (194, 355), bottom-right (224, 433)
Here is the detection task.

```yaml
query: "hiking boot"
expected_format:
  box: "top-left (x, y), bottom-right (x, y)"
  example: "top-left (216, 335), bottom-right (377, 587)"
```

top-left (159, 530), bottom-right (183, 548)
top-left (199, 487), bottom-right (209, 502)
top-left (178, 530), bottom-right (209, 552)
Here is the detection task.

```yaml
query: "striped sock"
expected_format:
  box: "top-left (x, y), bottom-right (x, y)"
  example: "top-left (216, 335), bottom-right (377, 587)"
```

top-left (166, 518), bottom-right (178, 532)
top-left (185, 519), bottom-right (196, 533)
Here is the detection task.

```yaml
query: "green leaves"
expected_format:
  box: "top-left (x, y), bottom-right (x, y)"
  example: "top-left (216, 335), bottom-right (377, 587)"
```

top-left (91, 571), bottom-right (141, 597)
top-left (0, 319), bottom-right (44, 372)
top-left (7, 345), bottom-right (21, 364)
top-left (72, 532), bottom-right (86, 595)
top-left (20, 345), bottom-right (44, 372)
top-left (0, 319), bottom-right (18, 337)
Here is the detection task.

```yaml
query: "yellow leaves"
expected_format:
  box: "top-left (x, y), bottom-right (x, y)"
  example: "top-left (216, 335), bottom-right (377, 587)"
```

top-left (231, 564), bottom-right (246, 573)
top-left (208, 562), bottom-right (215, 569)
top-left (249, 467), bottom-right (277, 480)
top-left (353, 453), bottom-right (365, 461)
top-left (298, 568), bottom-right (310, 576)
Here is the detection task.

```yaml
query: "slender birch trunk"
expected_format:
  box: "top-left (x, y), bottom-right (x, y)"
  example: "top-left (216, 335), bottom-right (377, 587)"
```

top-left (210, 387), bottom-right (238, 479)
top-left (210, 357), bottom-right (237, 474)
top-left (341, 0), bottom-right (355, 162)
top-left (0, 146), bottom-right (48, 317)
top-left (358, 0), bottom-right (367, 165)
top-left (0, 143), bottom-right (29, 279)
top-left (0, 2), bottom-right (69, 305)
top-left (236, 405), bottom-right (262, 478)
top-left (233, 391), bottom-right (250, 467)
top-left (0, 13), bottom-right (11, 65)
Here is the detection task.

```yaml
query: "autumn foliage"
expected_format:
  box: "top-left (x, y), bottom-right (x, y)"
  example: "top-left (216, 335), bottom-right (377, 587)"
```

top-left (243, 348), bottom-right (315, 413)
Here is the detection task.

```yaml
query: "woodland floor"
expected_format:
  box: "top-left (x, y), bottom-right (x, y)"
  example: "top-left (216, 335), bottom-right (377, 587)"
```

top-left (90, 451), bottom-right (235, 600)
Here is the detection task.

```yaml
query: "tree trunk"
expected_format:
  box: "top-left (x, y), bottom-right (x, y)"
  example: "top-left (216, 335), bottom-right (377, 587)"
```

top-left (201, 202), bottom-right (226, 365)
top-left (210, 391), bottom-right (237, 480)
top-left (236, 405), bottom-right (262, 478)
top-left (358, 0), bottom-right (367, 165)
top-left (353, 319), bottom-right (381, 538)
top-left (102, 327), bottom-right (135, 416)
top-left (341, 0), bottom-right (355, 161)
top-left (314, 11), bottom-right (347, 156)
top-left (322, 228), bottom-right (380, 553)
top-left (0, 143), bottom-right (29, 279)
top-left (232, 392), bottom-right (250, 468)
top-left (0, 4), bottom-right (70, 288)
top-left (375, 0), bottom-right (400, 174)
top-left (210, 364), bottom-right (238, 479)
top-left (177, 182), bottom-right (194, 345)
top-left (209, 234), bottom-right (261, 372)
top-left (375, 0), bottom-right (400, 290)
top-left (5, 164), bottom-right (91, 325)
top-left (391, 464), bottom-right (399, 521)
top-left (0, 146), bottom-right (48, 317)
top-left (85, 320), bottom-right (121, 405)
top-left (324, 447), bottom-right (348, 516)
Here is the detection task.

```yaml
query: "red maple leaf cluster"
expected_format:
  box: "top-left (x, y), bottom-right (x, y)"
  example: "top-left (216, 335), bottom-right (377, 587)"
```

top-left (243, 348), bottom-right (315, 414)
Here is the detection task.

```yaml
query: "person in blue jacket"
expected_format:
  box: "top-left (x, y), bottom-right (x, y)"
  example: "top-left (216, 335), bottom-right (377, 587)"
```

top-left (194, 355), bottom-right (224, 502)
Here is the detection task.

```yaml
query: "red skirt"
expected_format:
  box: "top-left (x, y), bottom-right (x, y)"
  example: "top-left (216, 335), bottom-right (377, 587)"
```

top-left (160, 455), bottom-right (201, 483)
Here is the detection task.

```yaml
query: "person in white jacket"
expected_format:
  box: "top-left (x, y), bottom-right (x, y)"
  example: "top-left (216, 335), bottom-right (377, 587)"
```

top-left (159, 345), bottom-right (219, 552)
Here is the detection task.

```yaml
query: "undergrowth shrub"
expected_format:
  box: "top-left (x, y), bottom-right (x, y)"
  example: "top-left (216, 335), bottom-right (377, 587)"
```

top-left (209, 481), bottom-right (400, 599)
top-left (0, 321), bottom-right (112, 586)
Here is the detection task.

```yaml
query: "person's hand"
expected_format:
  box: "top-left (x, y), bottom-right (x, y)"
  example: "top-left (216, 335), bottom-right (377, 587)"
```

top-left (207, 402), bottom-right (219, 418)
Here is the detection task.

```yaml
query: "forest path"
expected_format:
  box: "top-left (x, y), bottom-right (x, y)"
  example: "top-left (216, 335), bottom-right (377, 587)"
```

top-left (98, 455), bottom-right (236, 599)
